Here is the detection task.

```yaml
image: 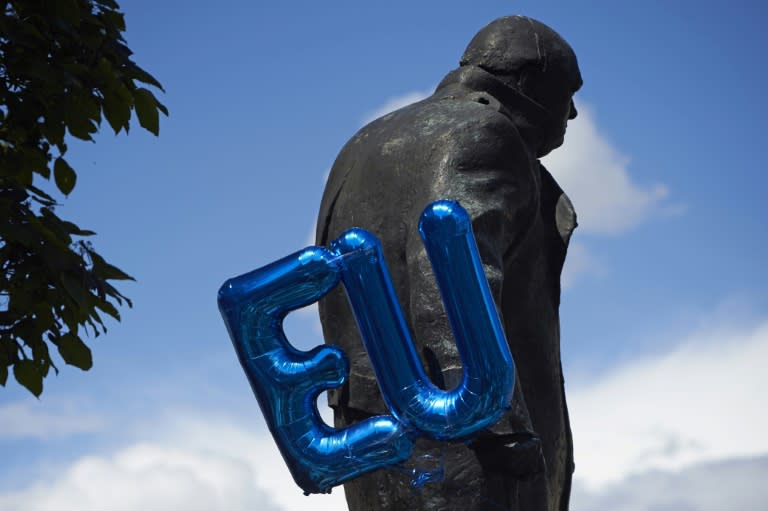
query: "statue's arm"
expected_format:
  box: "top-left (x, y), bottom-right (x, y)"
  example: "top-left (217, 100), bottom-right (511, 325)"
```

top-left (405, 118), bottom-right (537, 384)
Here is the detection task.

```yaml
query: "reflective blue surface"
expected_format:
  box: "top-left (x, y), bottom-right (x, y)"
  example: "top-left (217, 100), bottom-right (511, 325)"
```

top-left (218, 248), bottom-right (413, 494)
top-left (333, 201), bottom-right (514, 439)
top-left (218, 200), bottom-right (515, 493)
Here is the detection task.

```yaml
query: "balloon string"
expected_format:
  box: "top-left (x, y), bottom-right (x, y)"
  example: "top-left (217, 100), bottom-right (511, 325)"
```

top-left (386, 449), bottom-right (519, 511)
top-left (385, 450), bottom-right (446, 489)
top-left (319, 244), bottom-right (377, 265)
top-left (408, 454), bottom-right (445, 488)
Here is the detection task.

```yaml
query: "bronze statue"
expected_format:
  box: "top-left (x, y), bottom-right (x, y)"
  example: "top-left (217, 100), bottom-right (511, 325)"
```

top-left (316, 15), bottom-right (582, 511)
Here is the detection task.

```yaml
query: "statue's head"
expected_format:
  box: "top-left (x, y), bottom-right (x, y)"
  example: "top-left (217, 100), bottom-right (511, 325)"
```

top-left (461, 16), bottom-right (582, 156)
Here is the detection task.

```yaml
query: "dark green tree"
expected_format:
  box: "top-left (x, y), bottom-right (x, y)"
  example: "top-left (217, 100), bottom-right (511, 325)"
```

top-left (0, 0), bottom-right (167, 396)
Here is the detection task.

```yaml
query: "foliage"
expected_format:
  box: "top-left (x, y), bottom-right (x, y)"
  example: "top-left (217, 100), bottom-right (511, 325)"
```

top-left (0, 0), bottom-right (167, 396)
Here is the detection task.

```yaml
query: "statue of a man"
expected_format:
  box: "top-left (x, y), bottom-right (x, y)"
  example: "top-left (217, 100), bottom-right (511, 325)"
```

top-left (316, 16), bottom-right (582, 511)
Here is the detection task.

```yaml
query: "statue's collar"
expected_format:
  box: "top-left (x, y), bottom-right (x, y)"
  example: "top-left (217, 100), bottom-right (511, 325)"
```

top-left (435, 65), bottom-right (551, 125)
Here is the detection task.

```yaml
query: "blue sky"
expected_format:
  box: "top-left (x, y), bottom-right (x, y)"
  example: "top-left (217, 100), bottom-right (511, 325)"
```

top-left (1, 1), bottom-right (767, 509)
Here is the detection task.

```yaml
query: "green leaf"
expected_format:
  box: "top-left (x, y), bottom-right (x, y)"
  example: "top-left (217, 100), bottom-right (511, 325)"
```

top-left (59, 218), bottom-right (96, 236)
top-left (60, 273), bottom-right (89, 311)
top-left (156, 99), bottom-right (169, 117)
top-left (102, 9), bottom-right (126, 31)
top-left (27, 185), bottom-right (57, 206)
top-left (13, 21), bottom-right (45, 43)
top-left (102, 84), bottom-right (133, 134)
top-left (54, 158), bottom-right (77, 195)
top-left (57, 334), bottom-right (93, 370)
top-left (14, 360), bottom-right (43, 397)
top-left (73, 93), bottom-right (101, 126)
top-left (20, 148), bottom-right (50, 178)
top-left (66, 108), bottom-right (98, 141)
top-left (2, 221), bottom-right (38, 247)
top-left (128, 64), bottom-right (165, 92)
top-left (133, 88), bottom-right (160, 135)
top-left (95, 298), bottom-right (121, 320)
top-left (54, 0), bottom-right (82, 28)
top-left (0, 339), bottom-right (13, 367)
top-left (89, 250), bottom-right (135, 281)
top-left (42, 120), bottom-right (67, 149)
top-left (95, 0), bottom-right (120, 9)
top-left (30, 339), bottom-right (53, 378)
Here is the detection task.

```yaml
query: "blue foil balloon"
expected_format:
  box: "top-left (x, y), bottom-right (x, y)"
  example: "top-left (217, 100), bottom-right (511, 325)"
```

top-left (218, 247), bottom-right (413, 494)
top-left (218, 200), bottom-right (515, 494)
top-left (332, 200), bottom-right (515, 439)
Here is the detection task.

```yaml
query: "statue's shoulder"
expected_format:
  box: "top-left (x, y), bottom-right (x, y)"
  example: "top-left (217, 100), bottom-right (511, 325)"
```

top-left (354, 91), bottom-right (518, 143)
top-left (431, 93), bottom-right (525, 150)
top-left (339, 93), bottom-right (529, 181)
top-left (428, 92), bottom-right (530, 173)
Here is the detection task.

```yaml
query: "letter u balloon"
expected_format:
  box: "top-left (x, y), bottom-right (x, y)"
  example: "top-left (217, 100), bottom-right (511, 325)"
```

top-left (218, 200), bottom-right (515, 494)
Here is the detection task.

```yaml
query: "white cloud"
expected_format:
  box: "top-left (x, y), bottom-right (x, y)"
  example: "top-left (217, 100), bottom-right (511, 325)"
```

top-left (571, 455), bottom-right (768, 511)
top-left (542, 102), bottom-right (671, 235)
top-left (305, 223), bottom-right (317, 247)
top-left (0, 442), bottom-right (281, 511)
top-left (0, 399), bottom-right (106, 439)
top-left (0, 411), bottom-right (345, 511)
top-left (568, 319), bottom-right (768, 489)
top-left (361, 88), bottom-right (432, 126)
